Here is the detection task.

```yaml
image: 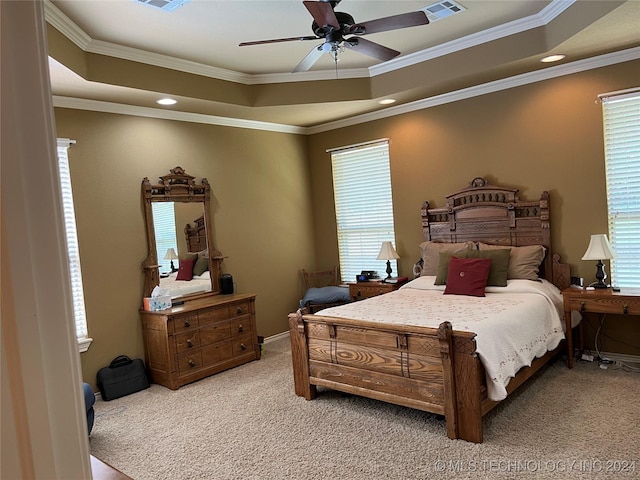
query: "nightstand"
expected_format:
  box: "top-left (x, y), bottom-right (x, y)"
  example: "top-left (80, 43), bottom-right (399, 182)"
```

top-left (348, 280), bottom-right (407, 301)
top-left (561, 287), bottom-right (640, 368)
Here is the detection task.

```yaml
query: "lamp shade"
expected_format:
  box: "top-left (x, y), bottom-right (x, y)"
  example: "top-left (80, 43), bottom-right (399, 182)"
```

top-left (376, 241), bottom-right (400, 261)
top-left (163, 248), bottom-right (179, 260)
top-left (582, 234), bottom-right (615, 260)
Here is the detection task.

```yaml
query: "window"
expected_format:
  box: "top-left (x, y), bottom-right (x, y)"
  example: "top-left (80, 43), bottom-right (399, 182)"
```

top-left (56, 139), bottom-right (92, 352)
top-left (330, 139), bottom-right (397, 283)
top-left (602, 89), bottom-right (640, 287)
top-left (152, 202), bottom-right (178, 272)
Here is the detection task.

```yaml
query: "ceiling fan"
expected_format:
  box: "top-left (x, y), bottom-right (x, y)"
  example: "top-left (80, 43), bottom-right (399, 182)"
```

top-left (239, 0), bottom-right (429, 73)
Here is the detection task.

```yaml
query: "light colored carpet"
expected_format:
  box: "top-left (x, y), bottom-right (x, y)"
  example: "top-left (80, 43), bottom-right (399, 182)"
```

top-left (90, 335), bottom-right (639, 480)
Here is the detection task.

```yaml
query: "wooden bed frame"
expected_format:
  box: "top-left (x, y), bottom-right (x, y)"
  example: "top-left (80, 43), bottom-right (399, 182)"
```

top-left (288, 178), bottom-right (571, 443)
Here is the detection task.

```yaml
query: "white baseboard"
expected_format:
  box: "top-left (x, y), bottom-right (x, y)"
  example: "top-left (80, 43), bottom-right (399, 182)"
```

top-left (264, 331), bottom-right (290, 344)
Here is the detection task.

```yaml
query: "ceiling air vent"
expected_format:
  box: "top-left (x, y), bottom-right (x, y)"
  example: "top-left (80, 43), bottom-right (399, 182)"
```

top-left (420, 0), bottom-right (465, 22)
top-left (133, 0), bottom-right (191, 12)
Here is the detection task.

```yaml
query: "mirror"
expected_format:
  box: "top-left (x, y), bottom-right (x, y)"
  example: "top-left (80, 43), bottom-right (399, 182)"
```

top-left (142, 166), bottom-right (223, 300)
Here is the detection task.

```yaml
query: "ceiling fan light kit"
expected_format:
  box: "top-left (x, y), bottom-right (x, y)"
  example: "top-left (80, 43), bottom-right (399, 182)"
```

top-left (239, 0), bottom-right (429, 73)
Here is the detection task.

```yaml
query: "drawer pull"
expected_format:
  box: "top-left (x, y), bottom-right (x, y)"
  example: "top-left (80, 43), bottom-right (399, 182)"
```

top-left (623, 305), bottom-right (628, 315)
top-left (236, 307), bottom-right (243, 314)
top-left (186, 339), bottom-right (193, 348)
top-left (237, 324), bottom-right (244, 333)
top-left (580, 302), bottom-right (586, 313)
top-left (188, 359), bottom-right (196, 368)
top-left (184, 320), bottom-right (191, 328)
top-left (240, 343), bottom-right (247, 351)
top-left (357, 290), bottom-right (362, 297)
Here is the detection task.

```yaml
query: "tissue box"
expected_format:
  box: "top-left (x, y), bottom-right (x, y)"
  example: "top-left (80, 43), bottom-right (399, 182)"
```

top-left (143, 296), bottom-right (172, 311)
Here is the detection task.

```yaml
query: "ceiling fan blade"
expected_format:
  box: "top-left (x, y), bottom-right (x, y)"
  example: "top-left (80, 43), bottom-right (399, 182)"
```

top-left (347, 11), bottom-right (429, 35)
top-left (292, 44), bottom-right (325, 73)
top-left (303, 0), bottom-right (340, 29)
top-left (239, 36), bottom-right (318, 46)
top-left (344, 37), bottom-right (400, 62)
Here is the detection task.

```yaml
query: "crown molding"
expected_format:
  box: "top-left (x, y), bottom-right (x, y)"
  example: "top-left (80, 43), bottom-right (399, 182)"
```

top-left (52, 47), bottom-right (639, 136)
top-left (308, 47), bottom-right (640, 134)
top-left (51, 97), bottom-right (306, 135)
top-left (44, 0), bottom-right (572, 85)
top-left (370, 0), bottom-right (574, 76)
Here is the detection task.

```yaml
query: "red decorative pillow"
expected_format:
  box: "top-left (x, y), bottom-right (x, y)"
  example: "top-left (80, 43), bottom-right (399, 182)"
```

top-left (176, 258), bottom-right (195, 281)
top-left (444, 257), bottom-right (492, 297)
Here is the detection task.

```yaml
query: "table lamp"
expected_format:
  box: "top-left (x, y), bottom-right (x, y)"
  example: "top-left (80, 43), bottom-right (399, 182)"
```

top-left (377, 241), bottom-right (400, 280)
top-left (164, 247), bottom-right (179, 272)
top-left (581, 234), bottom-right (615, 288)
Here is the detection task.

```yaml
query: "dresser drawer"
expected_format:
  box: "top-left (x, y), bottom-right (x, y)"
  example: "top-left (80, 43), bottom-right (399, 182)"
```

top-left (172, 313), bottom-right (199, 333)
top-left (199, 305), bottom-right (229, 325)
top-left (232, 333), bottom-right (254, 355)
top-left (229, 301), bottom-right (251, 318)
top-left (567, 296), bottom-right (640, 315)
top-left (176, 350), bottom-right (203, 373)
top-left (201, 342), bottom-right (233, 364)
top-left (174, 331), bottom-right (200, 352)
top-left (230, 317), bottom-right (252, 337)
top-left (199, 322), bottom-right (231, 345)
top-left (350, 283), bottom-right (393, 300)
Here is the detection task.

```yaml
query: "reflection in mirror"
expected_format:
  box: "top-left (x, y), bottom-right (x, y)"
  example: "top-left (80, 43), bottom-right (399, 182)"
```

top-left (154, 202), bottom-right (212, 298)
top-left (142, 166), bottom-right (223, 300)
top-left (152, 202), bottom-right (205, 273)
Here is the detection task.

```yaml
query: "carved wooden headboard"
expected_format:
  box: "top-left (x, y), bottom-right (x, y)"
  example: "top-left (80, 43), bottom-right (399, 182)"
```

top-left (421, 177), bottom-right (553, 282)
top-left (185, 215), bottom-right (207, 253)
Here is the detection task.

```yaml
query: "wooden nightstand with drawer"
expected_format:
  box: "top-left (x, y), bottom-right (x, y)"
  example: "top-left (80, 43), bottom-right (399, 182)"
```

top-left (348, 280), bottom-right (407, 301)
top-left (562, 287), bottom-right (640, 369)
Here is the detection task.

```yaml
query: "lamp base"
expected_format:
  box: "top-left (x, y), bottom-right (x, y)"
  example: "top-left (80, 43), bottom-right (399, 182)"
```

top-left (385, 260), bottom-right (393, 280)
top-left (591, 260), bottom-right (609, 289)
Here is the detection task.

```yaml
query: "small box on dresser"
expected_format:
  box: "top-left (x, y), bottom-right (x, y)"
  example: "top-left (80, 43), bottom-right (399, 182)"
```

top-left (139, 293), bottom-right (260, 390)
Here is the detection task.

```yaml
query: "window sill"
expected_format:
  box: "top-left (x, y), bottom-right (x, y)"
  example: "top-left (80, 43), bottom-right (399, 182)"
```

top-left (78, 337), bottom-right (93, 353)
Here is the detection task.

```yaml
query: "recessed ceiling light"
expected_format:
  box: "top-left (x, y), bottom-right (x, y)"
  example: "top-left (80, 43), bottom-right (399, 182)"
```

top-left (540, 54), bottom-right (566, 63)
top-left (157, 98), bottom-right (177, 106)
top-left (379, 99), bottom-right (396, 105)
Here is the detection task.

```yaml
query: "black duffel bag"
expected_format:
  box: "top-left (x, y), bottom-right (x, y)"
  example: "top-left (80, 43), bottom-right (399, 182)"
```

top-left (97, 355), bottom-right (150, 401)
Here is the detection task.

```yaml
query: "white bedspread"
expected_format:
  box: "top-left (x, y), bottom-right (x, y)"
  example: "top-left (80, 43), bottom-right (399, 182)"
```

top-left (159, 271), bottom-right (211, 298)
top-left (317, 276), bottom-right (565, 401)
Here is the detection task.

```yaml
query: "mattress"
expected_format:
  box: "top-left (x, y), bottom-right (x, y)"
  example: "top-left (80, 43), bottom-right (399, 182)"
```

top-left (317, 276), bottom-right (566, 401)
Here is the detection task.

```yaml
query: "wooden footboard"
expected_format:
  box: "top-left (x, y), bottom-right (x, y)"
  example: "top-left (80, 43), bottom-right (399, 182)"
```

top-left (289, 311), bottom-right (490, 443)
top-left (289, 310), bottom-right (564, 443)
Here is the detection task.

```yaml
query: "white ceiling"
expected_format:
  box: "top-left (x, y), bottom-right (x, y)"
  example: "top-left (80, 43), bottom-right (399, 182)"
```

top-left (47, 0), bottom-right (640, 130)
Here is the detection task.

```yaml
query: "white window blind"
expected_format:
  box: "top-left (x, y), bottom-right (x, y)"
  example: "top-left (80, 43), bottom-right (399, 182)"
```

top-left (331, 140), bottom-right (397, 283)
top-left (56, 139), bottom-right (92, 352)
top-left (152, 202), bottom-right (178, 272)
top-left (602, 90), bottom-right (640, 287)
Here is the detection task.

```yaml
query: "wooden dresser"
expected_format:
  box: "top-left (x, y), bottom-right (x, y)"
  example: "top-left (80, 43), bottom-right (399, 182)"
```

top-left (139, 293), bottom-right (260, 390)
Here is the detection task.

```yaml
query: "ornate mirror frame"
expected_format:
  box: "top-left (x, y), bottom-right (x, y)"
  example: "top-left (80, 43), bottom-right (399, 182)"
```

top-left (141, 166), bottom-right (223, 299)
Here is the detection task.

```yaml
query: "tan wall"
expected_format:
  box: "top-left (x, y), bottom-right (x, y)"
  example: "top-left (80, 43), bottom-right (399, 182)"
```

top-left (307, 60), bottom-right (640, 356)
top-left (54, 109), bottom-right (315, 389)
top-left (55, 61), bottom-right (639, 387)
